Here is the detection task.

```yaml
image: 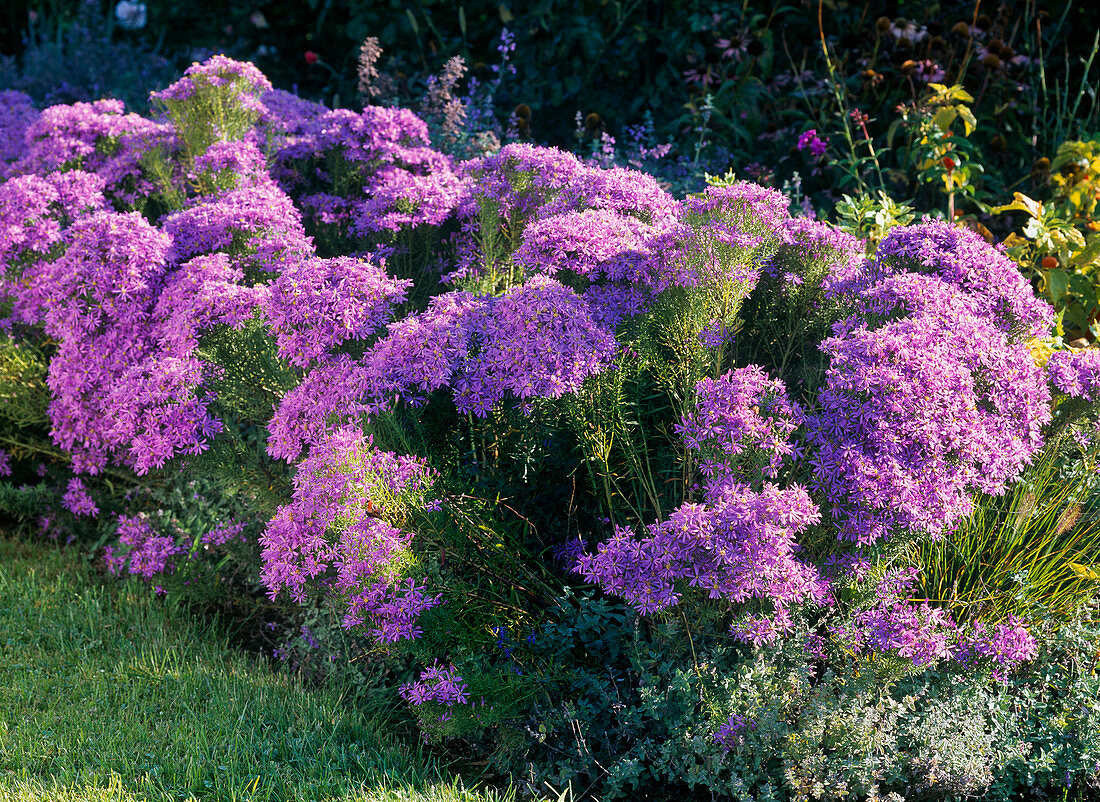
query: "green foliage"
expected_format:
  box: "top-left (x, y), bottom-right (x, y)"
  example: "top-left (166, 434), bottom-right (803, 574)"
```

top-left (834, 193), bottom-right (916, 253)
top-left (996, 140), bottom-right (1100, 340)
top-left (898, 616), bottom-right (1100, 801)
top-left (191, 319), bottom-right (296, 514)
top-left (896, 83), bottom-right (983, 219)
top-left (0, 481), bottom-right (52, 519)
top-left (152, 70), bottom-right (266, 166)
top-left (915, 430), bottom-right (1100, 625)
top-left (490, 587), bottom-right (1100, 801)
top-left (0, 333), bottom-right (51, 429)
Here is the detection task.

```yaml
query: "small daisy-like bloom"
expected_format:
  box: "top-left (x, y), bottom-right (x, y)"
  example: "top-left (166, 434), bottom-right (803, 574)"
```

top-left (716, 32), bottom-right (750, 61)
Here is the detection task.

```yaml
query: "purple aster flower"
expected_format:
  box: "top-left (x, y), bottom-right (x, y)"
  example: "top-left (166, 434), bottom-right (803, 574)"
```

top-left (260, 427), bottom-right (440, 642)
top-left (399, 664), bottom-right (470, 707)
top-left (1047, 348), bottom-right (1100, 400)
top-left (62, 477), bottom-right (99, 517)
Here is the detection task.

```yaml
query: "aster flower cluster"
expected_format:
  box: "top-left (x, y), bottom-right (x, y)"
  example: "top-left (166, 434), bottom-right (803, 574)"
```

top-left (262, 253), bottom-right (410, 368)
top-left (833, 568), bottom-right (957, 666)
top-left (189, 139), bottom-right (271, 192)
top-left (37, 210), bottom-right (210, 475)
top-left (150, 54), bottom-right (272, 111)
top-left (261, 427), bottom-right (441, 641)
top-left (104, 514), bottom-right (182, 579)
top-left (268, 276), bottom-right (619, 459)
top-left (872, 221), bottom-right (1053, 340)
top-left (806, 251), bottom-right (1051, 545)
top-left (680, 182), bottom-right (793, 280)
top-left (768, 215), bottom-right (866, 305)
top-left (579, 369), bottom-right (827, 637)
top-left (447, 143), bottom-right (679, 284)
top-left (449, 276), bottom-right (619, 415)
top-left (257, 88), bottom-right (328, 141)
top-left (32, 208), bottom-right (264, 475)
top-left (831, 568), bottom-right (1039, 677)
top-left (201, 520), bottom-right (247, 547)
top-left (399, 664), bottom-right (470, 706)
top-left (577, 481), bottom-right (826, 633)
top-left (677, 365), bottom-right (804, 486)
top-left (61, 477), bottom-right (98, 517)
top-left (1046, 347), bottom-right (1100, 400)
top-left (15, 98), bottom-right (172, 207)
top-left (162, 167), bottom-right (312, 273)
top-left (966, 615), bottom-right (1039, 676)
top-left (713, 713), bottom-right (757, 750)
top-left (796, 128), bottom-right (828, 158)
top-left (272, 105), bottom-right (465, 239)
top-left (0, 171), bottom-right (107, 323)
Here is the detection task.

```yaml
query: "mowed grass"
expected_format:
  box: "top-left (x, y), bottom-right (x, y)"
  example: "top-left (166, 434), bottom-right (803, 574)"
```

top-left (0, 535), bottom-right (518, 802)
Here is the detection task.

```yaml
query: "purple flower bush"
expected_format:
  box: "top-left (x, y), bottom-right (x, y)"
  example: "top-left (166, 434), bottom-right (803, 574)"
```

top-left (400, 663), bottom-right (470, 706)
top-left (806, 271), bottom-right (1051, 545)
top-left (261, 426), bottom-right (441, 640)
top-left (271, 104), bottom-right (464, 247)
top-left (104, 514), bottom-right (183, 579)
top-left (3, 55), bottom-right (1096, 797)
top-left (16, 98), bottom-right (172, 208)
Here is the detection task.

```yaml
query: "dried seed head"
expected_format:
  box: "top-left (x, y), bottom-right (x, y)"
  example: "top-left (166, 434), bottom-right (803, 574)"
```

top-left (1013, 491), bottom-right (1038, 531)
top-left (1055, 504), bottom-right (1081, 537)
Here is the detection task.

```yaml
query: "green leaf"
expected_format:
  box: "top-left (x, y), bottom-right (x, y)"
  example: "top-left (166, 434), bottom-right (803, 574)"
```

top-left (992, 193), bottom-right (1044, 218)
top-left (958, 107), bottom-right (978, 136)
top-left (1067, 271), bottom-right (1096, 302)
top-left (886, 118), bottom-right (905, 151)
top-left (1047, 268), bottom-right (1071, 306)
top-left (933, 107), bottom-right (958, 133)
top-left (1070, 237), bottom-right (1100, 268)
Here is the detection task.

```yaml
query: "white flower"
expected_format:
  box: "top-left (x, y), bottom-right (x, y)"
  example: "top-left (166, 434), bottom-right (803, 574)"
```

top-left (115, 1), bottom-right (147, 30)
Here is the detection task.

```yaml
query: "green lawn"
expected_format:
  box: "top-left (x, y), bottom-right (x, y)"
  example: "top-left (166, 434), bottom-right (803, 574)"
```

top-left (0, 536), bottom-right (519, 802)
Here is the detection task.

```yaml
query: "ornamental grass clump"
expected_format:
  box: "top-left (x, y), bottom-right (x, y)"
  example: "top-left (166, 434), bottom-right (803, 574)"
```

top-left (2, 55), bottom-right (1099, 801)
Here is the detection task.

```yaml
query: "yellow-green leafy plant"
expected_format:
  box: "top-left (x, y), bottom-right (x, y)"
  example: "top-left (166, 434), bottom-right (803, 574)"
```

top-left (894, 83), bottom-right (983, 220)
top-left (996, 165), bottom-right (1100, 340)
